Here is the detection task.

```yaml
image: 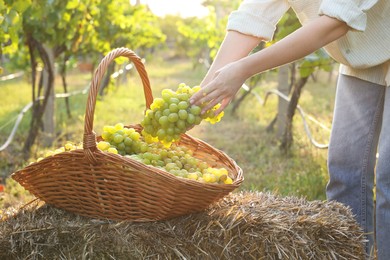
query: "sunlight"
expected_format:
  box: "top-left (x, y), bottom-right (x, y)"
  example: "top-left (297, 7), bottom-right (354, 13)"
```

top-left (129, 0), bottom-right (209, 17)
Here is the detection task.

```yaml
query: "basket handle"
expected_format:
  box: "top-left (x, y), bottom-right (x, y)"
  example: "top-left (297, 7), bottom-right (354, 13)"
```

top-left (83, 47), bottom-right (153, 164)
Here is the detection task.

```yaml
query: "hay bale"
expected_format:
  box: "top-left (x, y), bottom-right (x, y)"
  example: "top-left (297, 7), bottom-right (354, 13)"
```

top-left (0, 191), bottom-right (365, 259)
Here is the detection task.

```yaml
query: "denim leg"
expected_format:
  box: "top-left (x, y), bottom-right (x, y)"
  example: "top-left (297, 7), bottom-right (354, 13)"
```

top-left (374, 87), bottom-right (390, 260)
top-left (326, 74), bottom-right (385, 257)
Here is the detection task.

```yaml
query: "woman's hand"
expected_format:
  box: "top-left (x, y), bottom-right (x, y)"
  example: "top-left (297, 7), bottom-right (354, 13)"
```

top-left (190, 61), bottom-right (247, 115)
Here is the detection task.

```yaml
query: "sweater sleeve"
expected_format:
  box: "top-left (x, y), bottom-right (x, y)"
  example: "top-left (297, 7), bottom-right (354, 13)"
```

top-left (226, 0), bottom-right (290, 41)
top-left (319, 0), bottom-right (380, 31)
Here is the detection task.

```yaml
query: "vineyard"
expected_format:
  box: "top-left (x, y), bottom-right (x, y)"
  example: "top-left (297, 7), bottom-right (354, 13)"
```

top-left (0, 51), bottom-right (333, 203)
top-left (0, 1), bottom-right (365, 259)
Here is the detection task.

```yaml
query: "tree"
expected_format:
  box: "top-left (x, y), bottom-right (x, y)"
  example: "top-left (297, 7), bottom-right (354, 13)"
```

top-left (262, 11), bottom-right (333, 151)
top-left (156, 15), bottom-right (189, 58)
top-left (176, 0), bottom-right (240, 67)
top-left (279, 49), bottom-right (333, 150)
top-left (177, 15), bottom-right (223, 68)
top-left (92, 2), bottom-right (165, 94)
top-left (3, 0), bottom-right (165, 158)
top-left (21, 0), bottom-right (105, 154)
top-left (264, 10), bottom-right (300, 145)
top-left (0, 0), bottom-right (31, 72)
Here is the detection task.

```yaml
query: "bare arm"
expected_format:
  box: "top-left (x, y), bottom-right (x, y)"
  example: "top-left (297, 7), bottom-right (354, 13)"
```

top-left (191, 15), bottom-right (349, 114)
top-left (200, 31), bottom-right (264, 87)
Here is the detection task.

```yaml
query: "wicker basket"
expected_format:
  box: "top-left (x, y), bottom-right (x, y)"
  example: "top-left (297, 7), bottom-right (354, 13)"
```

top-left (11, 47), bottom-right (244, 222)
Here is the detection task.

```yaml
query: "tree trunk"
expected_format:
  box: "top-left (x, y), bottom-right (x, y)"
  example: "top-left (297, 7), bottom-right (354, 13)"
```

top-left (276, 64), bottom-right (290, 138)
top-left (27, 36), bottom-right (37, 104)
top-left (41, 44), bottom-right (56, 146)
top-left (280, 76), bottom-right (309, 152)
top-left (23, 40), bottom-right (55, 158)
top-left (60, 54), bottom-right (72, 118)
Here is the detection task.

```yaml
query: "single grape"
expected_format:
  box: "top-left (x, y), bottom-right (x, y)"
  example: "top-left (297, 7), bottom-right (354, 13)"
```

top-left (168, 113), bottom-right (179, 123)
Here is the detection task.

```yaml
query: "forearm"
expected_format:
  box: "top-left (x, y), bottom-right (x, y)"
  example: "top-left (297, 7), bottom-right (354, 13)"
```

top-left (190, 15), bottom-right (350, 114)
top-left (201, 31), bottom-right (263, 86)
top-left (237, 15), bottom-right (349, 79)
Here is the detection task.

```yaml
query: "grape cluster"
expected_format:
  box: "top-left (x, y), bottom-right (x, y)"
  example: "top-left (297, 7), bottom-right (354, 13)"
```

top-left (140, 83), bottom-right (224, 146)
top-left (33, 124), bottom-right (232, 184)
top-left (97, 123), bottom-right (146, 156)
top-left (33, 142), bottom-right (82, 163)
top-left (127, 142), bottom-right (233, 184)
top-left (96, 123), bottom-right (233, 184)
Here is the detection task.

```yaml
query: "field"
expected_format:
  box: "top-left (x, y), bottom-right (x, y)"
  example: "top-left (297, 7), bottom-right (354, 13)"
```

top-left (0, 54), bottom-right (336, 207)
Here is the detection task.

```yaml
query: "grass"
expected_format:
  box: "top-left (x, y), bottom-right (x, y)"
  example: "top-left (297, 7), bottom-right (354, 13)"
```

top-left (0, 54), bottom-right (337, 209)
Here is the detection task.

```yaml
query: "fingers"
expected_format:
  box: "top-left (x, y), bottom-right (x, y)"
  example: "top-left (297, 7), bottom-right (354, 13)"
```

top-left (190, 78), bottom-right (230, 115)
top-left (214, 99), bottom-right (230, 115)
top-left (190, 86), bottom-right (213, 106)
top-left (199, 89), bottom-right (222, 108)
top-left (201, 95), bottom-right (225, 114)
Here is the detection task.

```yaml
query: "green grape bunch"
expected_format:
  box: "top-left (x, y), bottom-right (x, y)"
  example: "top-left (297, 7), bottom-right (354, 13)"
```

top-left (96, 123), bottom-right (233, 184)
top-left (34, 122), bottom-right (233, 185)
top-left (140, 83), bottom-right (224, 146)
top-left (127, 142), bottom-right (233, 184)
top-left (97, 123), bottom-right (148, 156)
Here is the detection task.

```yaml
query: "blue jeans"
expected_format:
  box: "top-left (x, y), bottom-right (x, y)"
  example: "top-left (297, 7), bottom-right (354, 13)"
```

top-left (327, 74), bottom-right (390, 259)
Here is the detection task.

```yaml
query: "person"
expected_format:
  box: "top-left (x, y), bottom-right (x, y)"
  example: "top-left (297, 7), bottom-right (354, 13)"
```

top-left (189, 0), bottom-right (390, 259)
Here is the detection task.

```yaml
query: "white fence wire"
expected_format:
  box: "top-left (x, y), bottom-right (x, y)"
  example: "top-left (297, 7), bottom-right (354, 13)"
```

top-left (0, 61), bottom-right (138, 152)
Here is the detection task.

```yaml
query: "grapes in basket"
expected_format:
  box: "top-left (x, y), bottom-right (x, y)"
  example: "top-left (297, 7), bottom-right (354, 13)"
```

top-left (140, 83), bottom-right (224, 146)
top-left (97, 123), bottom-right (233, 184)
top-left (33, 123), bottom-right (233, 185)
top-left (33, 142), bottom-right (83, 162)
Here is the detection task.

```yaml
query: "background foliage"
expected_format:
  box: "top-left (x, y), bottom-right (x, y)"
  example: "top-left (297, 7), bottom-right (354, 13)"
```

top-left (0, 0), bottom-right (336, 207)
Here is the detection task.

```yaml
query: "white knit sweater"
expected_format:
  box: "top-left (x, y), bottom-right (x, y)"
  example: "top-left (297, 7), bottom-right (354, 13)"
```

top-left (227, 0), bottom-right (390, 86)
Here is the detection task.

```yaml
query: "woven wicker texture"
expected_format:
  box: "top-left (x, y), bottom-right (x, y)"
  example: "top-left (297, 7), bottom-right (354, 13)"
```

top-left (11, 47), bottom-right (243, 222)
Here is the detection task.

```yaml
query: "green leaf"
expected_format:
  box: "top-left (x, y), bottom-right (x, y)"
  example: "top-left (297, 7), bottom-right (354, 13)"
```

top-left (299, 60), bottom-right (314, 78)
top-left (62, 12), bottom-right (71, 22)
top-left (1, 19), bottom-right (7, 31)
top-left (0, 1), bottom-right (5, 11)
top-left (320, 63), bottom-right (333, 72)
top-left (66, 0), bottom-right (79, 10)
top-left (6, 9), bottom-right (19, 25)
top-left (12, 0), bottom-right (31, 13)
